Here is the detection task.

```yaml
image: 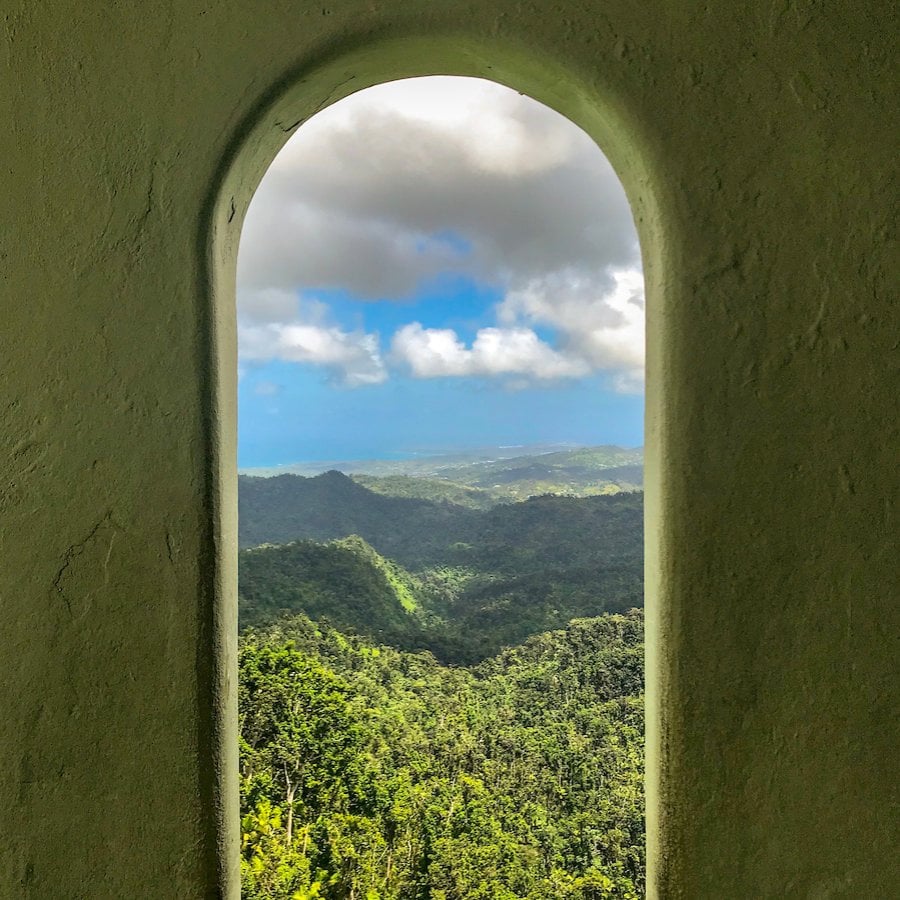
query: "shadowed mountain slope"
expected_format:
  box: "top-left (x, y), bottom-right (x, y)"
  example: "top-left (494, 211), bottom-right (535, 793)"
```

top-left (238, 477), bottom-right (644, 661)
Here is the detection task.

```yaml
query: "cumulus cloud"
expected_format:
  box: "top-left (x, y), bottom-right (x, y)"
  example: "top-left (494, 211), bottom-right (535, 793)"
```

top-left (391, 324), bottom-right (589, 381)
top-left (239, 78), bottom-right (639, 294)
top-left (498, 267), bottom-right (645, 390)
top-left (236, 290), bottom-right (386, 386)
top-left (239, 320), bottom-right (385, 386)
top-left (237, 76), bottom-right (644, 391)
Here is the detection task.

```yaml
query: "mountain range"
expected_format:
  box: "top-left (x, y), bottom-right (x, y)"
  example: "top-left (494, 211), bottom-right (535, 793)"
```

top-left (238, 456), bottom-right (643, 661)
top-left (241, 443), bottom-right (643, 504)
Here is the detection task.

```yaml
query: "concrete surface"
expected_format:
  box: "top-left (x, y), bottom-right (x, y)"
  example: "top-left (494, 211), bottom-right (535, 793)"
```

top-left (1, 1), bottom-right (896, 896)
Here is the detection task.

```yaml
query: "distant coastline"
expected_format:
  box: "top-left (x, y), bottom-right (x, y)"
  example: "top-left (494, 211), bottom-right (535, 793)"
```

top-left (239, 442), bottom-right (643, 478)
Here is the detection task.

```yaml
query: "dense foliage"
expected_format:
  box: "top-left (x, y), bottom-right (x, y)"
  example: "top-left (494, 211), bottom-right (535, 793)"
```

top-left (240, 612), bottom-right (644, 900)
top-left (351, 475), bottom-right (498, 509)
top-left (240, 536), bottom-right (424, 637)
top-left (239, 463), bottom-right (645, 897)
top-left (239, 471), bottom-right (469, 555)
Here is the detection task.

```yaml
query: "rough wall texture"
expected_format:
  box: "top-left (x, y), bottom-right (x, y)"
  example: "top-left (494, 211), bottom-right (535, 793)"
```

top-left (1, 1), bottom-right (897, 897)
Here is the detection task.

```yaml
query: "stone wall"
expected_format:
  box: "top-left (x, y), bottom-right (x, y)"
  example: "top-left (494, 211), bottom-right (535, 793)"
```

top-left (1, 2), bottom-right (896, 896)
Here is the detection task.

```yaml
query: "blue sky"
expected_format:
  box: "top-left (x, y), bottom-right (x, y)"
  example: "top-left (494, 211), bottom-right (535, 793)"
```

top-left (313, 273), bottom-right (500, 338)
top-left (237, 77), bottom-right (644, 468)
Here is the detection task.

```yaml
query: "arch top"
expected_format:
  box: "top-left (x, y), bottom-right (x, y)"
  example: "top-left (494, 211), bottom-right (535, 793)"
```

top-left (202, 32), bottom-right (670, 898)
top-left (205, 31), bottom-right (667, 282)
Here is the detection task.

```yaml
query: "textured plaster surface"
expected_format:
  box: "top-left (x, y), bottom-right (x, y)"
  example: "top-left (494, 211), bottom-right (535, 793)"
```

top-left (1, 1), bottom-right (897, 897)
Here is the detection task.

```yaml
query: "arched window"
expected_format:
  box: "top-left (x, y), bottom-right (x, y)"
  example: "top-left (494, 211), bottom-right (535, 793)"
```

top-left (232, 76), bottom-right (648, 898)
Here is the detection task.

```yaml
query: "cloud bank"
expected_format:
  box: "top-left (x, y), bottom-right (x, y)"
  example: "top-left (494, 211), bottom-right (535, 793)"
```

top-left (391, 324), bottom-right (590, 381)
top-left (237, 76), bottom-right (643, 390)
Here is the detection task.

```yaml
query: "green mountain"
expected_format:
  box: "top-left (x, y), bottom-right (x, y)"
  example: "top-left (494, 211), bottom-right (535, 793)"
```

top-left (239, 470), bottom-right (643, 569)
top-left (239, 535), bottom-right (425, 637)
top-left (236, 451), bottom-right (647, 896)
top-left (238, 487), bottom-right (643, 662)
top-left (239, 470), bottom-right (475, 560)
top-left (426, 445), bottom-right (643, 501)
top-left (350, 473), bottom-right (498, 508)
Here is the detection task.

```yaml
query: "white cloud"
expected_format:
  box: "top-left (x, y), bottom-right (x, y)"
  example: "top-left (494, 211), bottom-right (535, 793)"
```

top-left (391, 323), bottom-right (589, 381)
top-left (238, 77), bottom-right (639, 298)
top-left (268, 77), bottom-right (580, 179)
top-left (237, 289), bottom-right (386, 386)
top-left (498, 266), bottom-right (645, 390)
top-left (237, 76), bottom-right (644, 391)
top-left (239, 320), bottom-right (386, 386)
top-left (238, 287), bottom-right (299, 324)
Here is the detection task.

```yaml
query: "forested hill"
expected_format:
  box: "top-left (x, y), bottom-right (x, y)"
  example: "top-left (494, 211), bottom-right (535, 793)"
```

top-left (239, 534), bottom-right (642, 663)
top-left (238, 479), bottom-right (643, 661)
top-left (239, 470), bottom-right (643, 572)
top-left (239, 470), bottom-right (471, 558)
top-left (239, 536), bottom-right (426, 642)
top-left (240, 611), bottom-right (645, 900)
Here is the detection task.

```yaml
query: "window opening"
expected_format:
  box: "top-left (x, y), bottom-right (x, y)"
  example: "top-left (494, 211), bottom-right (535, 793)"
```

top-left (235, 76), bottom-right (646, 899)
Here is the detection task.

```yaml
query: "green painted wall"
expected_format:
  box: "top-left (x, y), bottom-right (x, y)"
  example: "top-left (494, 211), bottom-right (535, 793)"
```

top-left (1, 2), bottom-right (896, 897)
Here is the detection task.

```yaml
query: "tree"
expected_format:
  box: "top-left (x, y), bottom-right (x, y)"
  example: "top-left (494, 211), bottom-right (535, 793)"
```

top-left (240, 642), bottom-right (371, 845)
